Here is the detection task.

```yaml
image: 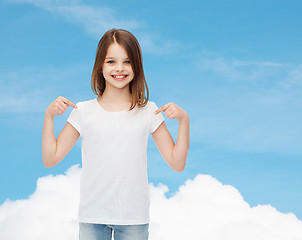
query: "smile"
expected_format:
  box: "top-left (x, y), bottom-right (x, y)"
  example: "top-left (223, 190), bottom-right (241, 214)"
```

top-left (112, 75), bottom-right (128, 81)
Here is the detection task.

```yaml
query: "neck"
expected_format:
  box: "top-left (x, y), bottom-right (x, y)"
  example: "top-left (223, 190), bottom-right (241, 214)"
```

top-left (100, 84), bottom-right (132, 104)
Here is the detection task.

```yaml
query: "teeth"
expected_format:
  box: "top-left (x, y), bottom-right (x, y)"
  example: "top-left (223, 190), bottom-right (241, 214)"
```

top-left (113, 75), bottom-right (127, 78)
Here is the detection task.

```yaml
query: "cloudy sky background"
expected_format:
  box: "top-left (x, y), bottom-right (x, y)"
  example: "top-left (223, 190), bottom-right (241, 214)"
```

top-left (1, 0), bottom-right (302, 239)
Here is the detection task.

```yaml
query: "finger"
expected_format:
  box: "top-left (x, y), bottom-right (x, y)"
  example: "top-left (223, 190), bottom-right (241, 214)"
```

top-left (167, 112), bottom-right (174, 119)
top-left (155, 104), bottom-right (169, 114)
top-left (164, 108), bottom-right (173, 117)
top-left (59, 100), bottom-right (68, 110)
top-left (60, 96), bottom-right (77, 108)
top-left (169, 112), bottom-right (176, 119)
top-left (58, 105), bottom-right (66, 113)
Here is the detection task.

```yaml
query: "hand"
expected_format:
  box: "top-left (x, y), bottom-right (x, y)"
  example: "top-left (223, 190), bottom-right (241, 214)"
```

top-left (154, 102), bottom-right (189, 122)
top-left (45, 96), bottom-right (77, 118)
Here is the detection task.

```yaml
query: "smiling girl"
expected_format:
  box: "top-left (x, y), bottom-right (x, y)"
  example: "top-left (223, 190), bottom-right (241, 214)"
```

top-left (42, 28), bottom-right (190, 240)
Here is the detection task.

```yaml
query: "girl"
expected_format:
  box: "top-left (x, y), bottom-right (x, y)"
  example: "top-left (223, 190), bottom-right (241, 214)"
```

top-left (42, 28), bottom-right (190, 240)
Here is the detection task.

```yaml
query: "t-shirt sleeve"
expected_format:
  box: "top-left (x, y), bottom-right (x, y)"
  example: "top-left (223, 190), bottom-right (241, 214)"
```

top-left (148, 101), bottom-right (165, 133)
top-left (67, 102), bottom-right (82, 136)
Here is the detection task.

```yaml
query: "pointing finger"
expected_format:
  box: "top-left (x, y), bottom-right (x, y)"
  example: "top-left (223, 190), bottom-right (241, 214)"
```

top-left (61, 96), bottom-right (77, 108)
top-left (154, 104), bottom-right (169, 114)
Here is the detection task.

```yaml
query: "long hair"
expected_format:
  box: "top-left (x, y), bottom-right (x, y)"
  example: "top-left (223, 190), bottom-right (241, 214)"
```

top-left (91, 28), bottom-right (149, 111)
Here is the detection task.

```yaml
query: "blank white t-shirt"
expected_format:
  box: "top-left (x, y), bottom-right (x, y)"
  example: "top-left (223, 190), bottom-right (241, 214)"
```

top-left (67, 98), bottom-right (165, 225)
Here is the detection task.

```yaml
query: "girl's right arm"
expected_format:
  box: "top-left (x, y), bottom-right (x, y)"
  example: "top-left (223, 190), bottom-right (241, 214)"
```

top-left (42, 96), bottom-right (79, 168)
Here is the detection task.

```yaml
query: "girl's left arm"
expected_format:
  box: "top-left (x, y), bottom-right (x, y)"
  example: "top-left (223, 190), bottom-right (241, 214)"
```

top-left (152, 102), bottom-right (190, 172)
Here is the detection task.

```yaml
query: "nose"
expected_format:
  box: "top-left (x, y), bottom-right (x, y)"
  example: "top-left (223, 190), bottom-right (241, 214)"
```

top-left (116, 62), bottom-right (124, 72)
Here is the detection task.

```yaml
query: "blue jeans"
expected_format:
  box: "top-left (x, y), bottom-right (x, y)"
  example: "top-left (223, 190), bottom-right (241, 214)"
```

top-left (79, 222), bottom-right (149, 240)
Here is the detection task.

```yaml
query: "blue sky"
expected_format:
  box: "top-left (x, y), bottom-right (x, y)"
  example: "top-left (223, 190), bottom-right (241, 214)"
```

top-left (1, 0), bottom-right (302, 223)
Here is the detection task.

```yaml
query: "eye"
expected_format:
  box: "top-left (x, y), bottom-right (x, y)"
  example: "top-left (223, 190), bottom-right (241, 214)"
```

top-left (125, 60), bottom-right (131, 64)
top-left (107, 60), bottom-right (114, 64)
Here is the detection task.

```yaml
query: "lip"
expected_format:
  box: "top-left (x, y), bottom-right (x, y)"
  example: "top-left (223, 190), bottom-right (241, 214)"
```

top-left (112, 75), bottom-right (128, 81)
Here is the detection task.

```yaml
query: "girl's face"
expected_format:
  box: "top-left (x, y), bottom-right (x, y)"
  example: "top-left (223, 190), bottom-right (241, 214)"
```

top-left (102, 43), bottom-right (134, 90)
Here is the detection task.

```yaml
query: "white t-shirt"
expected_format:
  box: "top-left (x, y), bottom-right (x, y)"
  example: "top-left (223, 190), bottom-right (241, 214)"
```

top-left (67, 98), bottom-right (165, 225)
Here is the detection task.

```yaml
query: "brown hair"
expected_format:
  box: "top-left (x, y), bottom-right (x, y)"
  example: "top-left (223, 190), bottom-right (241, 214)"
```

top-left (91, 28), bottom-right (149, 111)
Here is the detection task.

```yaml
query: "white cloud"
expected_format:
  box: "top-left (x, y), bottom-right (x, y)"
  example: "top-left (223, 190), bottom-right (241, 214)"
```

top-left (0, 164), bottom-right (81, 240)
top-left (53, 5), bottom-right (142, 36)
top-left (196, 53), bottom-right (285, 82)
top-left (0, 64), bottom-right (89, 113)
top-left (279, 64), bottom-right (302, 89)
top-left (150, 175), bottom-right (302, 239)
top-left (1, 164), bottom-right (301, 240)
top-left (5, 0), bottom-right (179, 55)
top-left (6, 0), bottom-right (80, 9)
top-left (136, 32), bottom-right (181, 56)
top-left (6, 0), bottom-right (142, 36)
top-left (188, 51), bottom-right (302, 154)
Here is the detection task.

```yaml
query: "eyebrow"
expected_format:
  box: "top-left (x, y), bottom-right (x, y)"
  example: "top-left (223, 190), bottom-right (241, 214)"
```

top-left (105, 57), bottom-right (130, 60)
